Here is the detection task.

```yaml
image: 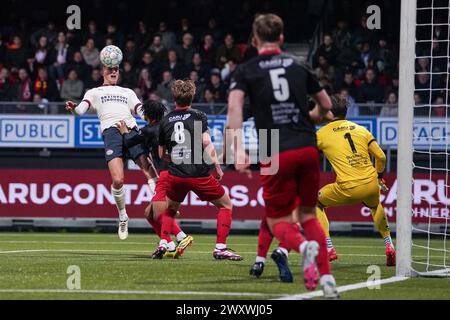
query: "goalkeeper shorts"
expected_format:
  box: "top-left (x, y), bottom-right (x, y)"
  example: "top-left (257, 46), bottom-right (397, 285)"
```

top-left (318, 177), bottom-right (380, 209)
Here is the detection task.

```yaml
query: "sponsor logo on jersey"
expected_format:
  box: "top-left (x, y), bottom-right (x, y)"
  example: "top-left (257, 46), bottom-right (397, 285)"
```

top-left (259, 58), bottom-right (294, 69)
top-left (106, 149), bottom-right (114, 156)
top-left (169, 114), bottom-right (191, 122)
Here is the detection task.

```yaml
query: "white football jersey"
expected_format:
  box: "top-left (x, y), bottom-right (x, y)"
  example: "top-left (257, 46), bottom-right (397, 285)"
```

top-left (81, 85), bottom-right (142, 132)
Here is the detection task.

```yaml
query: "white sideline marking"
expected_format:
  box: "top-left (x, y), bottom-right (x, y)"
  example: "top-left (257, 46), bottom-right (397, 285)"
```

top-left (274, 276), bottom-right (409, 300)
top-left (0, 240), bottom-right (385, 249)
top-left (0, 289), bottom-right (280, 297)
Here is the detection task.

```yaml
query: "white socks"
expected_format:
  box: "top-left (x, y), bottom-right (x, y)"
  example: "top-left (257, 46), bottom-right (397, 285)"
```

top-left (176, 232), bottom-right (187, 242)
top-left (255, 256), bottom-right (266, 263)
top-left (112, 185), bottom-right (128, 221)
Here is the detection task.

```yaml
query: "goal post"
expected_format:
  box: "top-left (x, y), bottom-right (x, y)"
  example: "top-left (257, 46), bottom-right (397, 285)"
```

top-left (396, 0), bottom-right (416, 278)
top-left (397, 0), bottom-right (450, 278)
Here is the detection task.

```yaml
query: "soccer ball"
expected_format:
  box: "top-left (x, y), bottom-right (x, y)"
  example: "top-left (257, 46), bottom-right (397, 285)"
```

top-left (100, 45), bottom-right (123, 68)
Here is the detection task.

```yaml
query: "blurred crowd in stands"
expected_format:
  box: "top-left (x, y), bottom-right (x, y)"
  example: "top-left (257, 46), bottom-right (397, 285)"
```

top-left (0, 0), bottom-right (447, 117)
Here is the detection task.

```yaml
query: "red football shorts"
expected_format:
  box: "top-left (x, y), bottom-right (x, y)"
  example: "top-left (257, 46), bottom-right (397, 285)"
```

top-left (151, 170), bottom-right (169, 202)
top-left (166, 174), bottom-right (226, 203)
top-left (260, 146), bottom-right (320, 218)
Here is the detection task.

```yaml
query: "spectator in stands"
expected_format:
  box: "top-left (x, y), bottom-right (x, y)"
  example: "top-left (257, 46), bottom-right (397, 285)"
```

top-left (83, 20), bottom-right (104, 48)
top-left (380, 91), bottom-right (398, 117)
top-left (80, 38), bottom-right (101, 69)
top-left (353, 15), bottom-right (376, 46)
top-left (177, 33), bottom-right (195, 67)
top-left (123, 39), bottom-right (140, 67)
top-left (340, 87), bottom-right (359, 117)
top-left (66, 51), bottom-right (91, 82)
top-left (84, 68), bottom-right (102, 90)
top-left (220, 58), bottom-right (238, 87)
top-left (177, 18), bottom-right (195, 43)
top-left (0, 67), bottom-right (13, 100)
top-left (338, 70), bottom-right (358, 98)
top-left (31, 21), bottom-right (57, 47)
top-left (416, 57), bottom-right (430, 73)
top-left (134, 21), bottom-right (152, 51)
top-left (315, 55), bottom-right (335, 87)
top-left (201, 88), bottom-right (216, 103)
top-left (207, 69), bottom-right (226, 102)
top-left (33, 66), bottom-right (59, 101)
top-left (357, 68), bottom-right (385, 114)
top-left (199, 34), bottom-right (216, 68)
top-left (149, 34), bottom-right (167, 64)
top-left (158, 21), bottom-right (177, 50)
top-left (356, 40), bottom-right (376, 77)
top-left (163, 49), bottom-right (188, 79)
top-left (331, 20), bottom-right (352, 51)
top-left (313, 33), bottom-right (339, 68)
top-left (189, 70), bottom-right (205, 102)
top-left (60, 69), bottom-right (83, 103)
top-left (189, 52), bottom-right (210, 83)
top-left (156, 70), bottom-right (174, 103)
top-left (15, 68), bottom-right (33, 102)
top-left (133, 87), bottom-right (144, 102)
top-left (140, 51), bottom-right (161, 84)
top-left (5, 35), bottom-right (27, 71)
top-left (216, 33), bottom-right (241, 69)
top-left (432, 96), bottom-right (446, 117)
top-left (206, 18), bottom-right (224, 43)
top-left (49, 32), bottom-right (72, 82)
top-left (105, 23), bottom-right (125, 48)
top-left (148, 91), bottom-right (162, 102)
top-left (374, 36), bottom-right (397, 78)
top-left (119, 61), bottom-right (137, 88)
top-left (137, 67), bottom-right (155, 100)
top-left (415, 73), bottom-right (431, 104)
top-left (32, 36), bottom-right (53, 69)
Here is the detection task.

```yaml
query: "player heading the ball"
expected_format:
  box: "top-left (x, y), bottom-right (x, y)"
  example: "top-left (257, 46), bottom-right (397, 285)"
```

top-left (65, 45), bottom-right (157, 241)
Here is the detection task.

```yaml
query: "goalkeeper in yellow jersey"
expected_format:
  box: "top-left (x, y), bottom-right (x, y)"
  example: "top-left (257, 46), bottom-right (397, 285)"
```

top-left (316, 94), bottom-right (395, 267)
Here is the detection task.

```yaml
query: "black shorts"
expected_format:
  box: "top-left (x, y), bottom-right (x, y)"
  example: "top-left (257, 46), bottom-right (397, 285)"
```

top-left (102, 127), bottom-right (147, 162)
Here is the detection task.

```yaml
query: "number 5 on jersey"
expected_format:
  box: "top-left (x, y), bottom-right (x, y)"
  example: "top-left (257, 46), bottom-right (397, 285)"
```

top-left (270, 68), bottom-right (290, 102)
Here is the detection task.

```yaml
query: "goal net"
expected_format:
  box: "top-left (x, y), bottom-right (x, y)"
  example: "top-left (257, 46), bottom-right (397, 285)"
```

top-left (397, 0), bottom-right (450, 277)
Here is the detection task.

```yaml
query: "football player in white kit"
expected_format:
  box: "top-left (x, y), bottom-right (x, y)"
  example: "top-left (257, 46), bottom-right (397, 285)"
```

top-left (65, 64), bottom-right (157, 240)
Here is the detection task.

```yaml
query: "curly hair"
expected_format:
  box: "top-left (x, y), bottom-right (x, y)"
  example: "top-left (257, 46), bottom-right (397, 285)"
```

top-left (171, 79), bottom-right (196, 107)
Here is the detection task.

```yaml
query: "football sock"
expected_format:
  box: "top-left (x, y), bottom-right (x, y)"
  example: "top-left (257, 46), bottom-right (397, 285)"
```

top-left (257, 218), bottom-right (274, 259)
top-left (216, 208), bottom-right (232, 245)
top-left (326, 237), bottom-right (334, 251)
top-left (302, 218), bottom-right (331, 275)
top-left (159, 208), bottom-right (177, 243)
top-left (176, 231), bottom-right (187, 242)
top-left (255, 256), bottom-right (266, 263)
top-left (167, 241), bottom-right (176, 251)
top-left (316, 206), bottom-right (331, 238)
top-left (172, 221), bottom-right (183, 240)
top-left (112, 185), bottom-right (128, 221)
top-left (271, 222), bottom-right (305, 253)
top-left (370, 204), bottom-right (392, 242)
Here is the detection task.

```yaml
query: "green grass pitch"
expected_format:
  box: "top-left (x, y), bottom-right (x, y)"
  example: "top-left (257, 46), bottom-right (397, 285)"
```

top-left (0, 232), bottom-right (449, 300)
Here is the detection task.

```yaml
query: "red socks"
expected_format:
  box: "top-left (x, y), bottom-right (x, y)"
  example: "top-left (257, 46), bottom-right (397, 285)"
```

top-left (302, 218), bottom-right (331, 275)
top-left (217, 208), bottom-right (232, 245)
top-left (271, 222), bottom-right (305, 253)
top-left (257, 218), bottom-right (274, 258)
top-left (159, 208), bottom-right (177, 243)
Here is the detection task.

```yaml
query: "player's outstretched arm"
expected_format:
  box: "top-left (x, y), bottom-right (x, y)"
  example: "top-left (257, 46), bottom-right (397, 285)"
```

top-left (65, 100), bottom-right (90, 115)
top-left (226, 89), bottom-right (251, 177)
top-left (203, 132), bottom-right (223, 181)
top-left (309, 90), bottom-right (333, 124)
top-left (158, 145), bottom-right (171, 162)
top-left (368, 139), bottom-right (388, 191)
